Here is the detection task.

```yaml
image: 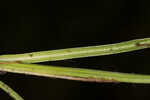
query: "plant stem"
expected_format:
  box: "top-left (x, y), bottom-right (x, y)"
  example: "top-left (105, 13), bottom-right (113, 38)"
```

top-left (0, 38), bottom-right (150, 63)
top-left (0, 63), bottom-right (150, 84)
top-left (1, 38), bottom-right (150, 100)
top-left (0, 81), bottom-right (24, 100)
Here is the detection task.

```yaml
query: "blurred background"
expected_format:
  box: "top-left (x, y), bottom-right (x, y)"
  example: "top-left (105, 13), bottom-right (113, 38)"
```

top-left (0, 0), bottom-right (150, 100)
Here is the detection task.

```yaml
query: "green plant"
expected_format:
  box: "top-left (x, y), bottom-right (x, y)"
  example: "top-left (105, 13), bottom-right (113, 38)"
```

top-left (0, 38), bottom-right (150, 100)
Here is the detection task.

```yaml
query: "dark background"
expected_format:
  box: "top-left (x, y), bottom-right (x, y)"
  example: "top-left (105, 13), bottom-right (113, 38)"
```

top-left (0, 0), bottom-right (150, 100)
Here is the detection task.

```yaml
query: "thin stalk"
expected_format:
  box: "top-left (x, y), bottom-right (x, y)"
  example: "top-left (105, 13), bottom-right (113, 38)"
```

top-left (0, 62), bottom-right (150, 84)
top-left (0, 38), bottom-right (150, 63)
top-left (0, 81), bottom-right (24, 100)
